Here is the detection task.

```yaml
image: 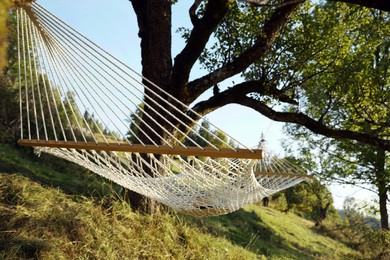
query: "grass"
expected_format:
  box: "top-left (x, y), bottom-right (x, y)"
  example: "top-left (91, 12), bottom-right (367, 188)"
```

top-left (0, 144), bottom-right (364, 259)
top-left (186, 205), bottom-right (362, 260)
top-left (0, 173), bottom-right (260, 259)
top-left (0, 144), bottom-right (118, 197)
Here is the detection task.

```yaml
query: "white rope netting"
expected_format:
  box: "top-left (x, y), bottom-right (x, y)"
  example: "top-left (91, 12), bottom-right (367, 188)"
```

top-left (15, 2), bottom-right (311, 217)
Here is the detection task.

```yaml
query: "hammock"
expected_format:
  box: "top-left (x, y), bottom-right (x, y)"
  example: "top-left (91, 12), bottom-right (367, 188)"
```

top-left (15, 2), bottom-right (311, 217)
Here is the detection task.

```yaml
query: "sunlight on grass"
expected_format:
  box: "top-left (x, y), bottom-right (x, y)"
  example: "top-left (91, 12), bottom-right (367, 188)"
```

top-left (0, 145), bottom-right (364, 259)
top-left (0, 174), bottom-right (260, 259)
top-left (186, 204), bottom-right (362, 260)
top-left (0, 144), bottom-right (117, 196)
top-left (244, 205), bottom-right (362, 259)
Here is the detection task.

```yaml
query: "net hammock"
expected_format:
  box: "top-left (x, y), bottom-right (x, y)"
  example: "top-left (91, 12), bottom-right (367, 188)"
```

top-left (15, 2), bottom-right (312, 217)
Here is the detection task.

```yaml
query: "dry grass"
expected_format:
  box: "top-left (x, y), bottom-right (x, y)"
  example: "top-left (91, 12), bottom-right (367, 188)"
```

top-left (0, 173), bottom-right (261, 259)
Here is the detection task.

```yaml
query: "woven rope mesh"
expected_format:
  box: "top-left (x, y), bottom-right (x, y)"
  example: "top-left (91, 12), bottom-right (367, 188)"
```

top-left (15, 3), bottom-right (311, 217)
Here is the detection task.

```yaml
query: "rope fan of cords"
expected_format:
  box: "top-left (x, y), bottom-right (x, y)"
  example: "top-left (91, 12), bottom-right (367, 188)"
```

top-left (15, 2), bottom-right (312, 217)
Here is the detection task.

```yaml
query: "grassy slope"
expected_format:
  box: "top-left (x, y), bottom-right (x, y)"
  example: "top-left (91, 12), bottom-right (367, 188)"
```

top-left (0, 145), bottom-right (363, 259)
top-left (0, 173), bottom-right (259, 259)
top-left (0, 144), bottom-right (118, 197)
top-left (188, 205), bottom-right (362, 260)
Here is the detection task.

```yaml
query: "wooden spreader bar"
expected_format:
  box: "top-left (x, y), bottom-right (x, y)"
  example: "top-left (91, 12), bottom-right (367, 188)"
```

top-left (254, 171), bottom-right (314, 180)
top-left (17, 139), bottom-right (263, 159)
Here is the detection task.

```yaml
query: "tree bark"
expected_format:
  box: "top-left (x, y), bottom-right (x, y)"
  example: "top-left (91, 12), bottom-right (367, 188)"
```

top-left (127, 0), bottom-right (173, 212)
top-left (263, 197), bottom-right (269, 207)
top-left (376, 149), bottom-right (389, 230)
top-left (315, 202), bottom-right (331, 226)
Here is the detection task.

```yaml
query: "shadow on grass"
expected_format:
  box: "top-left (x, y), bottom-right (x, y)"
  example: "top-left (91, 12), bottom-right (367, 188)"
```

top-left (0, 237), bottom-right (49, 259)
top-left (0, 174), bottom-right (88, 259)
top-left (186, 208), bottom-right (319, 259)
top-left (0, 144), bottom-right (119, 198)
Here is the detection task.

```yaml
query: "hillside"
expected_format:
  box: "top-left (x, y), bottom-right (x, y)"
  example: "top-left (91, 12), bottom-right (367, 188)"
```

top-left (0, 145), bottom-right (363, 259)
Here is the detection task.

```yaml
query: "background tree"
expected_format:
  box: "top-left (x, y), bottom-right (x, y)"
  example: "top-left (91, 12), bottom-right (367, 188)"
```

top-left (183, 119), bottom-right (236, 148)
top-left (341, 197), bottom-right (390, 257)
top-left (270, 156), bottom-right (336, 225)
top-left (0, 0), bottom-right (14, 73)
top-left (1, 10), bottom-right (94, 145)
top-left (1, 10), bottom-right (29, 143)
top-left (282, 3), bottom-right (389, 229)
top-left (284, 129), bottom-right (390, 229)
top-left (0, 0), bottom-right (35, 73)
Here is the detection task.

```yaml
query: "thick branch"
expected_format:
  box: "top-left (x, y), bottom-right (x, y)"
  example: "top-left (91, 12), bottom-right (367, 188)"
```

top-left (187, 0), bottom-right (304, 103)
top-left (238, 0), bottom-right (305, 8)
top-left (241, 0), bottom-right (390, 11)
top-left (171, 0), bottom-right (231, 100)
top-left (189, 0), bottom-right (203, 25)
top-left (331, 0), bottom-right (390, 11)
top-left (244, 101), bottom-right (390, 151)
top-left (191, 80), bottom-right (297, 114)
top-left (192, 90), bottom-right (390, 151)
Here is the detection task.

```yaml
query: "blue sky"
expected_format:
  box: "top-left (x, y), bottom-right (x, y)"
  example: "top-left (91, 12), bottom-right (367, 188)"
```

top-left (36, 0), bottom-right (284, 150)
top-left (35, 0), bottom-right (378, 210)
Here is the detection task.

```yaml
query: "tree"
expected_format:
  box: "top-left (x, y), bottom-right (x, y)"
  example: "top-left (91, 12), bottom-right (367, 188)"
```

top-left (282, 3), bottom-right (389, 229)
top-left (270, 156), bottom-right (336, 225)
top-left (182, 119), bottom-right (234, 148)
top-left (285, 130), bottom-right (390, 229)
top-left (1, 11), bottom-right (30, 143)
top-left (116, 0), bottom-right (390, 210)
top-left (240, 0), bottom-right (390, 11)
top-left (329, 0), bottom-right (390, 11)
top-left (2, 0), bottom-right (389, 212)
top-left (1, 10), bottom-right (93, 144)
top-left (1, 0), bottom-right (35, 73)
top-left (0, 0), bottom-right (13, 73)
top-left (126, 103), bottom-right (144, 143)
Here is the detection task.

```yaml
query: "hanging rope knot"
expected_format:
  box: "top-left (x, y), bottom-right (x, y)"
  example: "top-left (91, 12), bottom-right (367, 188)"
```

top-left (34, 147), bottom-right (42, 157)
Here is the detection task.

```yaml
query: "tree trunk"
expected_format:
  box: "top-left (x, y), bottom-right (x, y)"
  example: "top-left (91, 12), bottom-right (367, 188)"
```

top-left (378, 188), bottom-right (389, 230)
top-left (315, 202), bottom-right (330, 226)
top-left (123, 188), bottom-right (148, 212)
top-left (376, 149), bottom-right (389, 230)
top-left (262, 197), bottom-right (269, 207)
top-left (125, 0), bottom-right (173, 212)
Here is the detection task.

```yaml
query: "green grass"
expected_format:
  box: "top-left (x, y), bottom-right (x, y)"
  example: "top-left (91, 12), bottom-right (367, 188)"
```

top-left (0, 144), bottom-right (364, 259)
top-left (0, 144), bottom-right (118, 197)
top-left (186, 205), bottom-right (362, 259)
top-left (0, 173), bottom-right (260, 259)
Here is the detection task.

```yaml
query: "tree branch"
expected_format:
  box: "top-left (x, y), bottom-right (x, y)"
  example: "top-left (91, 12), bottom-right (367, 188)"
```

top-left (240, 0), bottom-right (390, 10)
top-left (171, 0), bottom-right (231, 100)
top-left (249, 102), bottom-right (390, 151)
top-left (192, 88), bottom-right (390, 151)
top-left (238, 0), bottom-right (306, 8)
top-left (187, 0), bottom-right (304, 103)
top-left (189, 0), bottom-right (203, 25)
top-left (191, 80), bottom-right (297, 115)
